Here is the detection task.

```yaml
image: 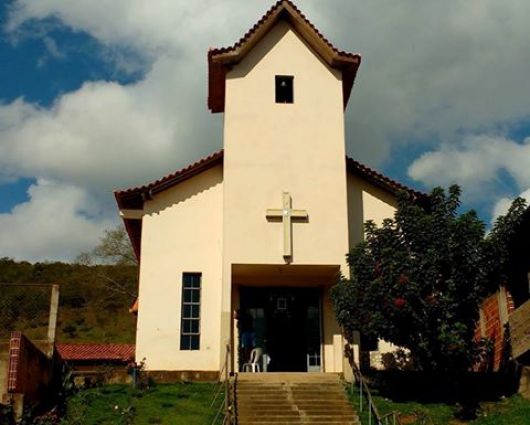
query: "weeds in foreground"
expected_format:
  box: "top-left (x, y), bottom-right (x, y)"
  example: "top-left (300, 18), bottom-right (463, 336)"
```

top-left (355, 391), bottom-right (530, 425)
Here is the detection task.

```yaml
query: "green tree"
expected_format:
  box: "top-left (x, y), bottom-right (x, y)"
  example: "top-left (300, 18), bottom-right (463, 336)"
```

top-left (76, 224), bottom-right (138, 299)
top-left (331, 185), bottom-right (527, 373)
top-left (76, 225), bottom-right (137, 267)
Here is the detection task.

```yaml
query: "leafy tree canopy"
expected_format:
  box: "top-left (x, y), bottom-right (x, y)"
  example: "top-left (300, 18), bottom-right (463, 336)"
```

top-left (331, 185), bottom-right (527, 373)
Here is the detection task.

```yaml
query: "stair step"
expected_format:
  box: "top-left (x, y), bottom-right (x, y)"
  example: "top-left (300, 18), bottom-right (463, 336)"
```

top-left (237, 395), bottom-right (349, 400)
top-left (237, 407), bottom-right (355, 412)
top-left (237, 420), bottom-right (359, 422)
top-left (238, 414), bottom-right (359, 419)
top-left (238, 398), bottom-right (346, 401)
top-left (235, 373), bottom-right (359, 425)
top-left (238, 420), bottom-right (361, 425)
top-left (237, 409), bottom-right (355, 418)
top-left (236, 387), bottom-right (348, 392)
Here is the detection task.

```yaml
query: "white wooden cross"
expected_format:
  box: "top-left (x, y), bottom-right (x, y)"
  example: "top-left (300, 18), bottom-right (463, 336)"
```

top-left (266, 192), bottom-right (308, 259)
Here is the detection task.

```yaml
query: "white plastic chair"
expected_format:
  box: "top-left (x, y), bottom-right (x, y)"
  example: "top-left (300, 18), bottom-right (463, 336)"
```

top-left (242, 347), bottom-right (263, 372)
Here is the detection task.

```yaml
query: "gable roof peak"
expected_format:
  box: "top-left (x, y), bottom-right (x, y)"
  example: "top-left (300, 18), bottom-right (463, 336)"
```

top-left (208, 0), bottom-right (361, 113)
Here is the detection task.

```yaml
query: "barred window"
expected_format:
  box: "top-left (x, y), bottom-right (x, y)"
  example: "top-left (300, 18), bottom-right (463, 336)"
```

top-left (180, 273), bottom-right (201, 350)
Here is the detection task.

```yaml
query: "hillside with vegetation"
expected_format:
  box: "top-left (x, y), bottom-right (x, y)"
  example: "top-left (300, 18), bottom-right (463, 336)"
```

top-left (0, 227), bottom-right (138, 343)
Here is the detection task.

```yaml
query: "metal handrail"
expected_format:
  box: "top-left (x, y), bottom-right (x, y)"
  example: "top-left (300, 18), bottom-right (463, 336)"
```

top-left (380, 411), bottom-right (404, 425)
top-left (211, 343), bottom-right (233, 425)
top-left (346, 345), bottom-right (403, 425)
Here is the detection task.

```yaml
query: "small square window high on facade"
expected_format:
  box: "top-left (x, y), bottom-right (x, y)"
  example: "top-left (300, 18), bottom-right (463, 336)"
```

top-left (275, 75), bottom-right (294, 103)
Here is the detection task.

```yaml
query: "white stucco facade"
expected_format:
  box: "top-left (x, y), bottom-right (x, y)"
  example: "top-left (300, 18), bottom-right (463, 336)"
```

top-left (116, 2), bottom-right (409, 376)
top-left (135, 166), bottom-right (223, 370)
top-left (221, 20), bottom-right (350, 374)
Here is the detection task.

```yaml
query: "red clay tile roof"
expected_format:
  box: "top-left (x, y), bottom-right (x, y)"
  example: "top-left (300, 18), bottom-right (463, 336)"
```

top-left (208, 0), bottom-right (361, 112)
top-left (114, 150), bottom-right (223, 260)
top-left (346, 156), bottom-right (426, 200)
top-left (114, 150), bottom-right (223, 210)
top-left (115, 150), bottom-right (425, 261)
top-left (56, 343), bottom-right (135, 362)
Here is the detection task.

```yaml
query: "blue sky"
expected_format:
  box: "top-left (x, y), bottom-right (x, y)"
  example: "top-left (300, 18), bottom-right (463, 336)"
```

top-left (1, 0), bottom-right (530, 262)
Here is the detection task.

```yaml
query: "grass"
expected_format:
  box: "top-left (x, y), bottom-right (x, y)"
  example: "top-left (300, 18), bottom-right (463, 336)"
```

top-left (62, 380), bottom-right (530, 425)
top-left (351, 388), bottom-right (530, 425)
top-left (63, 383), bottom-right (221, 425)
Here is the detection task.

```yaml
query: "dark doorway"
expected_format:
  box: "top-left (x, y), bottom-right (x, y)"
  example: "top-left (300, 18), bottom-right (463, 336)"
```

top-left (240, 287), bottom-right (321, 372)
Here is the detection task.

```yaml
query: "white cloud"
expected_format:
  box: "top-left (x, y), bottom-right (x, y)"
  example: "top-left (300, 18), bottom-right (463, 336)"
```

top-left (6, 0), bottom-right (263, 55)
top-left (0, 180), bottom-right (114, 262)
top-left (408, 135), bottom-right (530, 221)
top-left (2, 0), bottom-right (530, 260)
top-left (491, 188), bottom-right (530, 225)
top-left (0, 58), bottom-right (222, 204)
top-left (316, 0), bottom-right (530, 162)
top-left (7, 1), bottom-right (530, 162)
top-left (408, 135), bottom-right (530, 198)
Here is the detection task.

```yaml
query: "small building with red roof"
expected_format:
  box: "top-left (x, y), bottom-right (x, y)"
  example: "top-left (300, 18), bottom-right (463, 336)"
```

top-left (56, 343), bottom-right (135, 384)
top-left (115, 0), bottom-right (424, 379)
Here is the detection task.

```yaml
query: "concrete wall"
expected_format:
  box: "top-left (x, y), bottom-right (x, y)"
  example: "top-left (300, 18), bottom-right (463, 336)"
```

top-left (520, 366), bottom-right (530, 400)
top-left (509, 297), bottom-right (530, 362)
top-left (346, 173), bottom-right (399, 369)
top-left (0, 342), bottom-right (9, 397)
top-left (346, 173), bottom-right (398, 251)
top-left (136, 166), bottom-right (224, 371)
top-left (223, 20), bottom-right (349, 268)
top-left (222, 20), bottom-right (350, 373)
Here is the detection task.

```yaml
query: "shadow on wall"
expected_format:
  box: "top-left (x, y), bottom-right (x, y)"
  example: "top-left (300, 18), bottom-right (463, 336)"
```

top-left (346, 173), bottom-right (399, 250)
top-left (146, 166), bottom-right (223, 217)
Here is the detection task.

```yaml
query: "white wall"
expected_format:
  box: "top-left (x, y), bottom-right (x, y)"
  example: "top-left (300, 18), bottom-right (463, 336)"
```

top-left (346, 173), bottom-right (399, 369)
top-left (135, 166), bottom-right (223, 371)
top-left (221, 21), bottom-right (350, 372)
top-left (347, 173), bottom-right (398, 251)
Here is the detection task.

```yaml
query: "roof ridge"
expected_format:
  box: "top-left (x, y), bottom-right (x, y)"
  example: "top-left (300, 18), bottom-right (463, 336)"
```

top-left (114, 149), bottom-right (224, 198)
top-left (209, 0), bottom-right (359, 60)
top-left (116, 149), bottom-right (423, 207)
top-left (207, 0), bottom-right (361, 112)
top-left (115, 150), bottom-right (425, 262)
top-left (346, 156), bottom-right (425, 198)
top-left (56, 343), bottom-right (135, 361)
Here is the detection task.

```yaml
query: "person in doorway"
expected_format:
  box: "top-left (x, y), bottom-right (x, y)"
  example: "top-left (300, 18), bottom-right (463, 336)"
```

top-left (235, 309), bottom-right (256, 364)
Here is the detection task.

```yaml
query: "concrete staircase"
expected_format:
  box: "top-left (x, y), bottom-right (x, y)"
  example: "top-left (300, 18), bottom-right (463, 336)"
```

top-left (235, 373), bottom-right (361, 425)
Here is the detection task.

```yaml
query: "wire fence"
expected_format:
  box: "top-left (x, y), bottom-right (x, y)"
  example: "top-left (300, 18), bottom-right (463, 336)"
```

top-left (0, 283), bottom-right (59, 342)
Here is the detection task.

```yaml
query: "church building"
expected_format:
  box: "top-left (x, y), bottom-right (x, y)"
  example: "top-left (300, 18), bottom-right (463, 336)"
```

top-left (115, 0), bottom-right (421, 378)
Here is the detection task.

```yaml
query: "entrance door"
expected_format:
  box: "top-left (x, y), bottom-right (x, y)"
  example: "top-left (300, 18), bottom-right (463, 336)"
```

top-left (240, 287), bottom-right (321, 372)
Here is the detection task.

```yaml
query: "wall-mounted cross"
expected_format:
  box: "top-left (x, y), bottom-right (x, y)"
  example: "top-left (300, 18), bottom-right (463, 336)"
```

top-left (266, 192), bottom-right (308, 259)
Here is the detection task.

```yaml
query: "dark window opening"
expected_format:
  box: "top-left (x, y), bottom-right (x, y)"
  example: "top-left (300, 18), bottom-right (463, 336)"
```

top-left (180, 272), bottom-right (201, 350)
top-left (360, 332), bottom-right (378, 352)
top-left (275, 75), bottom-right (294, 103)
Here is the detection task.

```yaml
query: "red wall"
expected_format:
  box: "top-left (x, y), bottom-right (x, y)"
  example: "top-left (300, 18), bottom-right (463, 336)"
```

top-left (475, 289), bottom-right (515, 371)
top-left (7, 332), bottom-right (55, 405)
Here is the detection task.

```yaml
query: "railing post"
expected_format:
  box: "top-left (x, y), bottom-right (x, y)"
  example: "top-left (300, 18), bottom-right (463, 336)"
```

top-left (225, 344), bottom-right (231, 425)
top-left (47, 284), bottom-right (60, 356)
top-left (360, 380), bottom-right (363, 411)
